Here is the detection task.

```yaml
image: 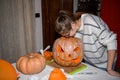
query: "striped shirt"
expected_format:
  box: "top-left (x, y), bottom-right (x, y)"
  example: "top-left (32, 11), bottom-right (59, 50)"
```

top-left (75, 14), bottom-right (117, 68)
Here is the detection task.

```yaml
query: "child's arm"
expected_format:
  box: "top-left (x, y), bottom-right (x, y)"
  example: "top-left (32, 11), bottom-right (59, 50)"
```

top-left (107, 50), bottom-right (120, 77)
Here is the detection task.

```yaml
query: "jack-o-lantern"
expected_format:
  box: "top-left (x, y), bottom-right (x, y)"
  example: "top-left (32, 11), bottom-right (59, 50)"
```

top-left (53, 37), bottom-right (83, 66)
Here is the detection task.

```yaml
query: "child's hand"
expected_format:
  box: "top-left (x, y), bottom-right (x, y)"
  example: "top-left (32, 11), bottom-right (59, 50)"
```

top-left (107, 69), bottom-right (120, 77)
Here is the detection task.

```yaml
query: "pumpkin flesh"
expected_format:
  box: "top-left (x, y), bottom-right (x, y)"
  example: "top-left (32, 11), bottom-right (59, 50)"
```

top-left (44, 51), bottom-right (53, 60)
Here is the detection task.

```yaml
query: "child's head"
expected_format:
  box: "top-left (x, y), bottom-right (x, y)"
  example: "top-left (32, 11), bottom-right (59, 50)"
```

top-left (55, 10), bottom-right (83, 37)
top-left (55, 10), bottom-right (76, 37)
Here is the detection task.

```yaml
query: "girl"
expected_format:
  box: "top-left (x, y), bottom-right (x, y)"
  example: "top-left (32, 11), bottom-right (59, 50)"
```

top-left (55, 10), bottom-right (120, 77)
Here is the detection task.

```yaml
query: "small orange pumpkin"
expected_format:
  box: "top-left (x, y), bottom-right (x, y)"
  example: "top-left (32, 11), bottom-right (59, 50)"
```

top-left (44, 51), bottom-right (53, 60)
top-left (0, 59), bottom-right (18, 80)
top-left (49, 68), bottom-right (66, 80)
top-left (53, 37), bottom-right (83, 66)
top-left (16, 52), bottom-right (46, 75)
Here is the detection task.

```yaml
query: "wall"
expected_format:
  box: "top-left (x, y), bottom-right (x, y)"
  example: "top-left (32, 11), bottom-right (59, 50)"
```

top-left (35, 0), bottom-right (43, 51)
top-left (100, 0), bottom-right (120, 69)
top-left (73, 0), bottom-right (78, 12)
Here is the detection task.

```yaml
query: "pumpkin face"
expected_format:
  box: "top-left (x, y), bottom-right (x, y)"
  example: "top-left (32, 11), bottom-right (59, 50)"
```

top-left (16, 52), bottom-right (46, 75)
top-left (53, 37), bottom-right (83, 66)
top-left (0, 59), bottom-right (18, 80)
top-left (49, 68), bottom-right (66, 80)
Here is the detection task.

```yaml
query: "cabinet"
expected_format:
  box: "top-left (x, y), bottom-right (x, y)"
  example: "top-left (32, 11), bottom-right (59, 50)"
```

top-left (77, 0), bottom-right (101, 16)
top-left (42, 0), bottom-right (73, 50)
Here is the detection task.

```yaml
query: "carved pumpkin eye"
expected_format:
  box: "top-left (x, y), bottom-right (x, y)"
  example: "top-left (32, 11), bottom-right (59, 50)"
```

top-left (57, 44), bottom-right (64, 53)
top-left (74, 47), bottom-right (80, 52)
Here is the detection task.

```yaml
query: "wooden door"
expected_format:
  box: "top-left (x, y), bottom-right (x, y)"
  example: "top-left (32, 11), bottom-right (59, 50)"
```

top-left (42, 0), bottom-right (73, 50)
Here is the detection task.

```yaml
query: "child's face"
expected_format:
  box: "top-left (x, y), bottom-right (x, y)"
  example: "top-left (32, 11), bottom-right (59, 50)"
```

top-left (61, 23), bottom-right (78, 37)
top-left (69, 23), bottom-right (78, 36)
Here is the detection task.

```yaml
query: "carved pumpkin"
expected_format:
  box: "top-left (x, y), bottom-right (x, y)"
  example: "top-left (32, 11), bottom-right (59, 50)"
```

top-left (16, 52), bottom-right (46, 75)
top-left (44, 51), bottom-right (53, 60)
top-left (0, 59), bottom-right (18, 80)
top-left (53, 37), bottom-right (83, 66)
top-left (49, 68), bottom-right (66, 80)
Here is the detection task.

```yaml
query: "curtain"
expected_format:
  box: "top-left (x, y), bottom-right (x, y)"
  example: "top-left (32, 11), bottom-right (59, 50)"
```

top-left (0, 0), bottom-right (36, 63)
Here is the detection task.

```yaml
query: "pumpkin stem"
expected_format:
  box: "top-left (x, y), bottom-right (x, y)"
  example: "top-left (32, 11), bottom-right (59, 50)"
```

top-left (29, 55), bottom-right (33, 58)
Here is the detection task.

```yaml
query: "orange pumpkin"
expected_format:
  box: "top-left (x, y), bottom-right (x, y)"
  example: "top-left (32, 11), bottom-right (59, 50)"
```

top-left (49, 68), bottom-right (66, 80)
top-left (16, 52), bottom-right (46, 74)
top-left (0, 59), bottom-right (18, 80)
top-left (44, 51), bottom-right (53, 60)
top-left (53, 37), bottom-right (83, 66)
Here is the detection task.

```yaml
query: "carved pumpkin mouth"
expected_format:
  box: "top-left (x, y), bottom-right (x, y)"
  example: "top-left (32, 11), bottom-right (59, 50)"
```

top-left (56, 55), bottom-right (81, 63)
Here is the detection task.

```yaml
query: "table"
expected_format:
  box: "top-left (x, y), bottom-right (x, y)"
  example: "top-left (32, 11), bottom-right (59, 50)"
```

top-left (12, 63), bottom-right (120, 80)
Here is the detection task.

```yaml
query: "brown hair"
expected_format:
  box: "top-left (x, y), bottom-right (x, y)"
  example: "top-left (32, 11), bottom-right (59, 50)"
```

top-left (55, 10), bottom-right (76, 35)
top-left (55, 10), bottom-right (84, 35)
top-left (74, 12), bottom-right (85, 20)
